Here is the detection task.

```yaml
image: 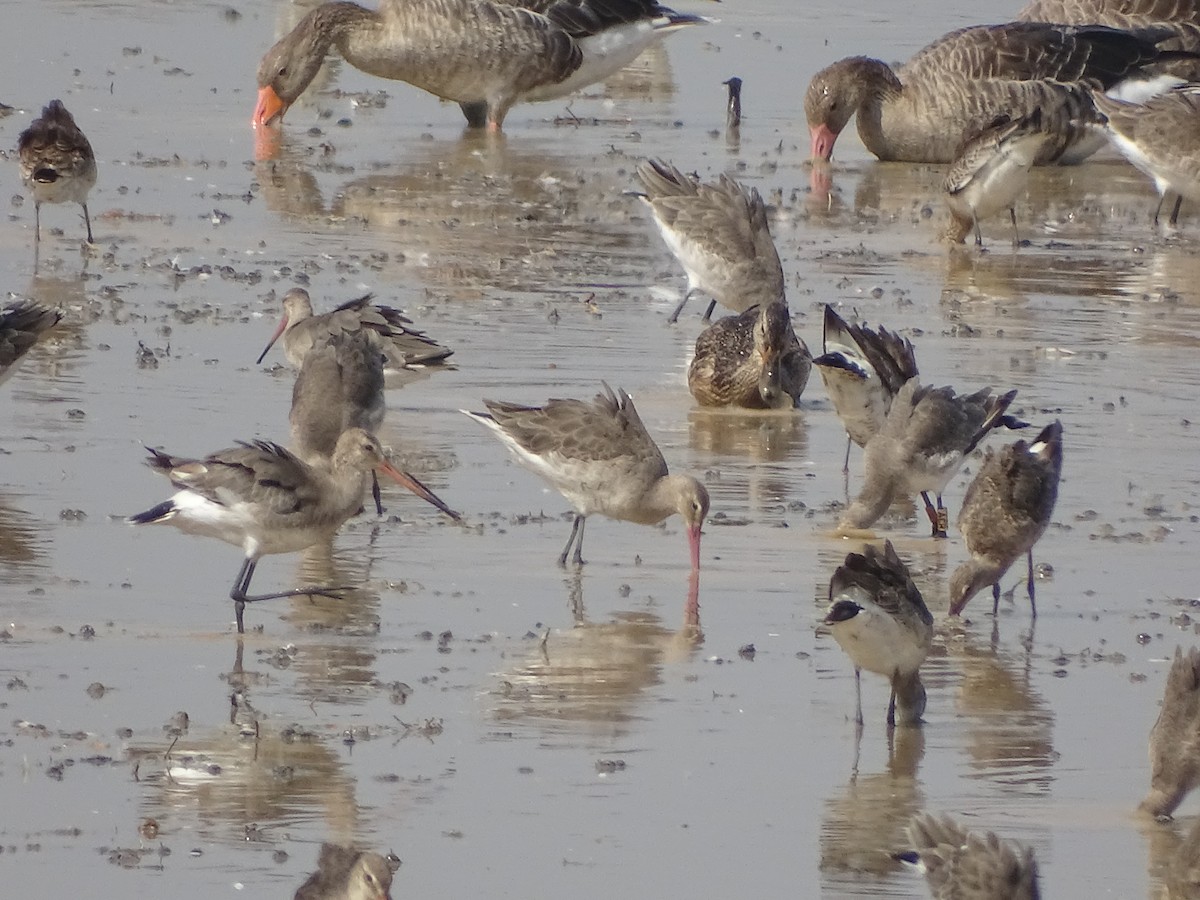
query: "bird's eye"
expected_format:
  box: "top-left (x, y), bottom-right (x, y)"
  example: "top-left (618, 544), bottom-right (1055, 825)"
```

top-left (277, 66), bottom-right (288, 78)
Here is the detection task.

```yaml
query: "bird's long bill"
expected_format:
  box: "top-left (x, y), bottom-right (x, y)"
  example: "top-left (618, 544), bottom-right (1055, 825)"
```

top-left (688, 524), bottom-right (702, 571)
top-left (810, 123), bottom-right (837, 161)
top-left (377, 461), bottom-right (461, 522)
top-left (253, 86), bottom-right (287, 128)
top-left (255, 316), bottom-right (288, 365)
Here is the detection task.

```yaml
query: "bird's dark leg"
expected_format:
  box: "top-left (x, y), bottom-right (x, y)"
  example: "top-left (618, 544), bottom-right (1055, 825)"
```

top-left (1027, 548), bottom-right (1038, 618)
top-left (842, 435), bottom-right (851, 475)
top-left (1008, 206), bottom-right (1019, 247)
top-left (82, 203), bottom-right (94, 244)
top-left (228, 556), bottom-right (350, 634)
top-left (854, 667), bottom-right (864, 726)
top-left (667, 288), bottom-right (696, 325)
top-left (371, 471), bottom-right (384, 516)
top-left (558, 514), bottom-right (585, 567)
top-left (1170, 195), bottom-right (1184, 227)
top-left (702, 299), bottom-right (717, 322)
top-left (991, 581), bottom-right (1001, 617)
top-left (886, 684), bottom-right (896, 728)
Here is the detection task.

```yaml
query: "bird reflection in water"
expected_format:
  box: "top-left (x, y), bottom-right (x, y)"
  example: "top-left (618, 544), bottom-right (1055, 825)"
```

top-left (494, 571), bottom-right (701, 733)
top-left (819, 724), bottom-right (927, 884)
top-left (0, 496), bottom-right (49, 579)
top-left (125, 640), bottom-right (364, 843)
top-left (1145, 814), bottom-right (1200, 900)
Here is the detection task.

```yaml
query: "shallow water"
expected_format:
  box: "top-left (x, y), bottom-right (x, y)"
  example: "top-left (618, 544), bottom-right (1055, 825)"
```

top-left (1, 0), bottom-right (1199, 897)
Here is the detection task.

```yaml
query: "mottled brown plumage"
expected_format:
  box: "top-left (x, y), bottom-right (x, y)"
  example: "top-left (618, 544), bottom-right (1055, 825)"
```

top-left (804, 22), bottom-right (1181, 163)
top-left (253, 0), bottom-right (707, 130)
top-left (295, 843), bottom-right (394, 900)
top-left (949, 421), bottom-right (1063, 617)
top-left (1093, 84), bottom-right (1200, 227)
top-left (687, 302), bottom-right (811, 409)
top-left (18, 100), bottom-right (96, 244)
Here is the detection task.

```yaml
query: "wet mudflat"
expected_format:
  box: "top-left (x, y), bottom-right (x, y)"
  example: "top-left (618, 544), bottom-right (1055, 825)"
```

top-left (1, 0), bottom-right (1199, 897)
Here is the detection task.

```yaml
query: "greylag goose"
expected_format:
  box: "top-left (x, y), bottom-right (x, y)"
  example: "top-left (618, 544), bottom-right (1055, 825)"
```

top-left (129, 429), bottom-right (459, 632)
top-left (813, 305), bottom-right (918, 472)
top-left (824, 540), bottom-right (933, 727)
top-left (253, 0), bottom-right (710, 130)
top-left (897, 813), bottom-right (1042, 900)
top-left (839, 379), bottom-right (1023, 538)
top-left (463, 383), bottom-right (709, 568)
top-left (256, 288), bottom-right (452, 371)
top-left (687, 301), bottom-right (812, 409)
top-left (949, 421), bottom-right (1062, 618)
top-left (1140, 645), bottom-right (1200, 819)
top-left (18, 100), bottom-right (96, 244)
top-left (804, 22), bottom-right (1183, 164)
top-left (0, 300), bottom-right (61, 389)
top-left (633, 159), bottom-right (784, 323)
top-left (944, 109), bottom-right (1058, 245)
top-left (1092, 82), bottom-right (1200, 226)
top-left (289, 330), bottom-right (388, 515)
top-left (295, 843), bottom-right (394, 900)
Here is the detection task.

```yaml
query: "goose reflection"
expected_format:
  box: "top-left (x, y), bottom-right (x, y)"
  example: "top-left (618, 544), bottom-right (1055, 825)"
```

top-left (127, 641), bottom-right (364, 844)
top-left (818, 725), bottom-right (926, 886)
top-left (493, 571), bottom-right (701, 735)
top-left (253, 136), bottom-right (661, 294)
top-left (0, 495), bottom-right (50, 580)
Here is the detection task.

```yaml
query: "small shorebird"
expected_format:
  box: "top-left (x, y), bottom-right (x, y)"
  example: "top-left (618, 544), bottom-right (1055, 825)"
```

top-left (804, 22), bottom-right (1181, 164)
top-left (949, 420), bottom-right (1063, 617)
top-left (813, 305), bottom-right (918, 473)
top-left (824, 540), bottom-right (933, 727)
top-left (128, 428), bottom-right (459, 633)
top-left (687, 301), bottom-right (812, 409)
top-left (463, 383), bottom-right (709, 568)
top-left (1092, 83), bottom-right (1200, 227)
top-left (897, 813), bottom-right (1042, 900)
top-left (944, 109), bottom-right (1055, 246)
top-left (633, 159), bottom-right (784, 323)
top-left (18, 100), bottom-right (97, 244)
top-left (290, 331), bottom-right (387, 515)
top-left (257, 288), bottom-right (452, 372)
top-left (253, 0), bottom-right (709, 131)
top-left (839, 379), bottom-right (1023, 538)
top-left (294, 843), bottom-right (394, 900)
top-left (1140, 646), bottom-right (1200, 819)
top-left (0, 300), bottom-right (61, 388)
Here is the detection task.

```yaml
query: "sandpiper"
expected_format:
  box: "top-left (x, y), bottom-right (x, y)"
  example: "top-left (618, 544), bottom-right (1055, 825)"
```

top-left (633, 159), bottom-right (784, 323)
top-left (257, 288), bottom-right (452, 372)
top-left (824, 540), bottom-right (934, 727)
top-left (290, 331), bottom-right (388, 515)
top-left (1092, 83), bottom-right (1200, 227)
top-left (898, 812), bottom-right (1041, 900)
top-left (18, 100), bottom-right (97, 245)
top-left (1141, 646), bottom-right (1200, 819)
top-left (949, 421), bottom-right (1063, 617)
top-left (944, 109), bottom-right (1055, 246)
top-left (813, 305), bottom-right (918, 472)
top-left (687, 301), bottom-right (812, 409)
top-left (463, 383), bottom-right (709, 568)
top-left (128, 428), bottom-right (458, 632)
top-left (294, 843), bottom-right (394, 900)
top-left (839, 379), bottom-right (1023, 538)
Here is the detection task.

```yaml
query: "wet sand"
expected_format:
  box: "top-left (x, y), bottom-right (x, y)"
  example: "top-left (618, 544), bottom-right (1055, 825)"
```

top-left (1, 0), bottom-right (1198, 897)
